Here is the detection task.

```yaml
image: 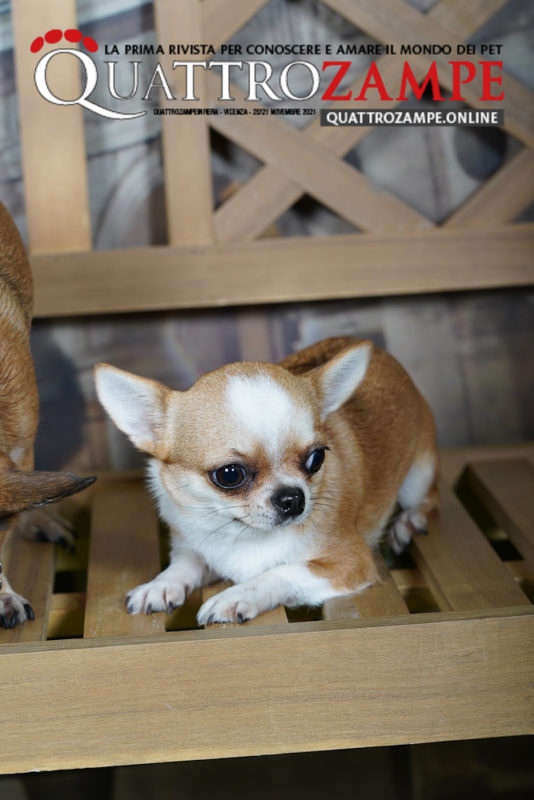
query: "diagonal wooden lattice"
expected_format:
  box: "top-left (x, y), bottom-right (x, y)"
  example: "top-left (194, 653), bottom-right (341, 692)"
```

top-left (10, 0), bottom-right (534, 316)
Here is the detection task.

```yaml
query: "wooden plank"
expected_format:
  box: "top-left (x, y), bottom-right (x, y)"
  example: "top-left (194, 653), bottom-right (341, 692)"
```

top-left (208, 74), bottom-right (431, 234)
top-left (154, 0), bottom-right (214, 245)
top-left (440, 443), bottom-right (534, 487)
top-left (203, 0), bottom-right (269, 53)
top-left (322, 0), bottom-right (534, 150)
top-left (446, 150), bottom-right (534, 228)
top-left (462, 460), bottom-right (534, 565)
top-left (215, 0), bottom-right (505, 243)
top-left (323, 551), bottom-right (408, 619)
top-left (11, 0), bottom-right (91, 253)
top-left (0, 535), bottom-right (54, 643)
top-left (0, 608), bottom-right (532, 772)
top-left (31, 223), bottom-right (534, 317)
top-left (84, 480), bottom-right (166, 637)
top-left (214, 57), bottom-right (428, 242)
top-left (201, 581), bottom-right (289, 626)
top-left (411, 480), bottom-right (530, 611)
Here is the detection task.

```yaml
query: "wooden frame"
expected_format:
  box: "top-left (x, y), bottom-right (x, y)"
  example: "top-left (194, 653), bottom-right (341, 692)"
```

top-left (1, 445), bottom-right (533, 772)
top-left (9, 0), bottom-right (534, 318)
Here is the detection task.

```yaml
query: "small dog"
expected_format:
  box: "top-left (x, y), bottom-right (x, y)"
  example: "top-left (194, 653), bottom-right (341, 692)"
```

top-left (0, 202), bottom-right (95, 628)
top-left (95, 337), bottom-right (438, 624)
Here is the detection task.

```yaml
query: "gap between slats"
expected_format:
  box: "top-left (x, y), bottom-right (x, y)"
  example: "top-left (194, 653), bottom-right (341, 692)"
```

top-left (410, 479), bottom-right (530, 612)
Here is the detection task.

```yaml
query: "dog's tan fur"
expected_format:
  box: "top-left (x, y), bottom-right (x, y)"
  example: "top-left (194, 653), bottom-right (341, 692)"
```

top-left (0, 202), bottom-right (95, 628)
top-left (95, 335), bottom-right (438, 624)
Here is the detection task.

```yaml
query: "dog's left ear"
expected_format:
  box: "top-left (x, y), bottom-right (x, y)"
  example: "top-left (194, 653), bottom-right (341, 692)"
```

top-left (311, 342), bottom-right (372, 419)
top-left (0, 469), bottom-right (96, 520)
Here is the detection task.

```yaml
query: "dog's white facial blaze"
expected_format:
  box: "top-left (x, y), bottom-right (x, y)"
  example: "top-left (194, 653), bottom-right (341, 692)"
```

top-left (225, 374), bottom-right (314, 463)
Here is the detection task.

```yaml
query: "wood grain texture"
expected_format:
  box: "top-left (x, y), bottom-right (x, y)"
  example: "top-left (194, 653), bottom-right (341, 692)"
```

top-left (214, 0), bottom-right (503, 243)
top-left (323, 551), bottom-right (408, 619)
top-left (0, 536), bottom-right (55, 643)
top-left (11, 0), bottom-right (91, 254)
top-left (439, 444), bottom-right (534, 487)
top-left (208, 74), bottom-right (431, 235)
top-left (154, 0), bottom-right (214, 245)
top-left (411, 480), bottom-right (530, 611)
top-left (84, 481), bottom-right (165, 637)
top-left (462, 460), bottom-right (534, 565)
top-left (446, 150), bottom-right (534, 228)
top-left (203, 0), bottom-right (269, 52)
top-left (0, 608), bottom-right (532, 772)
top-left (30, 224), bottom-right (534, 317)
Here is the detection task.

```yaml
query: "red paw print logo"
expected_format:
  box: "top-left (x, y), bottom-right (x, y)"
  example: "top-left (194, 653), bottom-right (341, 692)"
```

top-left (30, 29), bottom-right (98, 54)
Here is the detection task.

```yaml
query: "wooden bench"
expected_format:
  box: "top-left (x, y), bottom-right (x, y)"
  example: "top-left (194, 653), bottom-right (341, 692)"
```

top-left (1, 444), bottom-right (532, 773)
top-left (3, 0), bottom-right (533, 776)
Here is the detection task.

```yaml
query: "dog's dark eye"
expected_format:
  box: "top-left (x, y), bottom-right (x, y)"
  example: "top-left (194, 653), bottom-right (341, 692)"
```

top-left (211, 464), bottom-right (247, 489)
top-left (304, 448), bottom-right (326, 475)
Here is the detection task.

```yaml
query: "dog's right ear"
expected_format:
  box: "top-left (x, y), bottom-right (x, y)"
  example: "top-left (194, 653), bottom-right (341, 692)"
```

top-left (94, 364), bottom-right (170, 457)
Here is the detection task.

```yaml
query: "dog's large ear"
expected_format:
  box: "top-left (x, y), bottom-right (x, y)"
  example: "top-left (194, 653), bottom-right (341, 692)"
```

top-left (94, 364), bottom-right (170, 457)
top-left (0, 469), bottom-right (96, 520)
top-left (310, 342), bottom-right (372, 419)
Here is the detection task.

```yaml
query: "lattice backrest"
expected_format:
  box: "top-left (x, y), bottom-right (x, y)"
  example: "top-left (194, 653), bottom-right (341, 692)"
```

top-left (10, 0), bottom-right (534, 317)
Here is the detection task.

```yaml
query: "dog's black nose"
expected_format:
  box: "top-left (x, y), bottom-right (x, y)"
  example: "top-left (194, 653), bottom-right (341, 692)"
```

top-left (271, 486), bottom-right (306, 519)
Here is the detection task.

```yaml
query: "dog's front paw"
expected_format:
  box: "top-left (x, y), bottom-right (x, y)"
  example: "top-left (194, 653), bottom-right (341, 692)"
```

top-left (0, 588), bottom-right (35, 629)
top-left (197, 585), bottom-right (266, 626)
top-left (126, 578), bottom-right (188, 615)
top-left (14, 508), bottom-right (77, 552)
top-left (388, 510), bottom-right (428, 555)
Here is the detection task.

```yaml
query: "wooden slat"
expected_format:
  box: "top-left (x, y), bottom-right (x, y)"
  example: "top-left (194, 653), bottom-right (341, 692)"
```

top-left (11, 0), bottom-right (91, 254)
top-left (322, 0), bottom-right (534, 149)
top-left (1, 608), bottom-right (532, 772)
top-left (440, 443), bottom-right (534, 487)
top-left (411, 480), bottom-right (530, 611)
top-left (215, 57), bottom-right (429, 242)
top-left (154, 0), bottom-right (214, 245)
top-left (208, 75), bottom-right (431, 235)
top-left (446, 150), bottom-right (534, 228)
top-left (462, 460), bottom-right (534, 565)
top-left (215, 0), bottom-right (504, 243)
top-left (323, 551), bottom-right (408, 619)
top-left (84, 480), bottom-right (165, 637)
top-left (0, 535), bottom-right (55, 643)
top-left (203, 0), bottom-right (270, 53)
top-left (31, 223), bottom-right (534, 317)
top-left (201, 581), bottom-right (289, 626)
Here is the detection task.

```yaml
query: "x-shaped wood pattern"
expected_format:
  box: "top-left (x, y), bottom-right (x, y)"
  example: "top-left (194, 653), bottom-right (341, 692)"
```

top-left (154, 0), bottom-right (534, 246)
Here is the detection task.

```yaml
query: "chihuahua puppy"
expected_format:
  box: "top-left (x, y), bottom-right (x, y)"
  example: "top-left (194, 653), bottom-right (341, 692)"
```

top-left (0, 202), bottom-right (95, 628)
top-left (95, 337), bottom-right (438, 624)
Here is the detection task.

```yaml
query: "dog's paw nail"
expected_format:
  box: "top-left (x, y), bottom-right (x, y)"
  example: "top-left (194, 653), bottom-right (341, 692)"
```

top-left (146, 603), bottom-right (153, 615)
top-left (166, 603), bottom-right (176, 614)
top-left (24, 603), bottom-right (35, 621)
top-left (127, 604), bottom-right (134, 615)
top-left (236, 613), bottom-right (247, 624)
top-left (206, 615), bottom-right (215, 626)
